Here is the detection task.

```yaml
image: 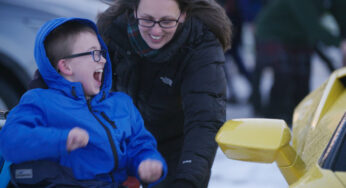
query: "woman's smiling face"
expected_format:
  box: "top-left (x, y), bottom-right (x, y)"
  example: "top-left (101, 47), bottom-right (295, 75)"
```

top-left (136, 0), bottom-right (185, 49)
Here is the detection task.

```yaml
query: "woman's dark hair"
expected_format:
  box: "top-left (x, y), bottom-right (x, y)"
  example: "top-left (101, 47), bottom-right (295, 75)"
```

top-left (97, 0), bottom-right (232, 50)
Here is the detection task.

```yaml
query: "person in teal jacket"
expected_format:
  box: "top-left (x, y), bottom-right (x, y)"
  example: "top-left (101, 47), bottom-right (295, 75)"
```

top-left (251, 0), bottom-right (346, 125)
top-left (0, 17), bottom-right (167, 187)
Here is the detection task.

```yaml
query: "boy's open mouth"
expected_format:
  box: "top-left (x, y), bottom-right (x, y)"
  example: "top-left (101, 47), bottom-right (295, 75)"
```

top-left (93, 69), bottom-right (103, 83)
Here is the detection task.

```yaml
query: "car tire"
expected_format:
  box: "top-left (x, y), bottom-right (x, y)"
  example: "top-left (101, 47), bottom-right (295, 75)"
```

top-left (0, 78), bottom-right (20, 110)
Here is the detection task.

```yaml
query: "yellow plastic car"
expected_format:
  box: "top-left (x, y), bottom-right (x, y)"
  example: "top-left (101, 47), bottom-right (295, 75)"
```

top-left (216, 67), bottom-right (346, 187)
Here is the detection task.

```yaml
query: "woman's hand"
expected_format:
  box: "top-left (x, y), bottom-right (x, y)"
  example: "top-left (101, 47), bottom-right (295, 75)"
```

top-left (66, 127), bottom-right (89, 152)
top-left (138, 159), bottom-right (163, 183)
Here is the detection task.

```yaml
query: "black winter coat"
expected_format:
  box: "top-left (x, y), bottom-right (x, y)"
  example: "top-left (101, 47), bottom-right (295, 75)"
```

top-left (101, 14), bottom-right (226, 187)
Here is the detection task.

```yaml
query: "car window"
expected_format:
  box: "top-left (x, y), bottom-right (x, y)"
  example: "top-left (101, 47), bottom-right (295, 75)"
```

top-left (332, 128), bottom-right (346, 171)
top-left (319, 112), bottom-right (346, 171)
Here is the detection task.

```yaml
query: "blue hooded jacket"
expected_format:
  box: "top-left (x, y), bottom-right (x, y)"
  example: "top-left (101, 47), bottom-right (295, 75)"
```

top-left (0, 17), bottom-right (167, 185)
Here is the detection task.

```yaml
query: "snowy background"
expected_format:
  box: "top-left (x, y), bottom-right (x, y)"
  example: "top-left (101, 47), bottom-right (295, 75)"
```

top-left (208, 23), bottom-right (342, 188)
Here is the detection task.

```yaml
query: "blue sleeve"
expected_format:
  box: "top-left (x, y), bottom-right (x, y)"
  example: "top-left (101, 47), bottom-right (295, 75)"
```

top-left (125, 97), bottom-right (167, 186)
top-left (0, 91), bottom-right (70, 163)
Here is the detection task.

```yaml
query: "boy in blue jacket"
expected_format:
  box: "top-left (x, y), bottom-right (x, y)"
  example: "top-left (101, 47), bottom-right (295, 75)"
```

top-left (0, 17), bottom-right (167, 187)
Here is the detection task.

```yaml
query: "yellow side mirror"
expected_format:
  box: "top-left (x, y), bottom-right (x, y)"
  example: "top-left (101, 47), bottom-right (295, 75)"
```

top-left (216, 118), bottom-right (291, 163)
top-left (216, 118), bottom-right (305, 184)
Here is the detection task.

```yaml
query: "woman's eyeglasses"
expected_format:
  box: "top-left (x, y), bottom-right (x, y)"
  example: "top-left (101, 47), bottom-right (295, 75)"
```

top-left (63, 49), bottom-right (106, 63)
top-left (136, 12), bottom-right (182, 29)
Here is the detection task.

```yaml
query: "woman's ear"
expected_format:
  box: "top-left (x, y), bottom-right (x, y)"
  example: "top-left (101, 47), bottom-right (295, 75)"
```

top-left (57, 59), bottom-right (72, 76)
top-left (179, 11), bottom-right (187, 23)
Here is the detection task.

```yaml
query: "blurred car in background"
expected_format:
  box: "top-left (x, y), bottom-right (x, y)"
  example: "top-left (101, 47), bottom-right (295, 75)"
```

top-left (216, 67), bottom-right (346, 187)
top-left (0, 0), bottom-right (108, 110)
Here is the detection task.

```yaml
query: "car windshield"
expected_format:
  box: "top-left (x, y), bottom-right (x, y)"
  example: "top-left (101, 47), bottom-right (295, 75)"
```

top-left (319, 113), bottom-right (346, 171)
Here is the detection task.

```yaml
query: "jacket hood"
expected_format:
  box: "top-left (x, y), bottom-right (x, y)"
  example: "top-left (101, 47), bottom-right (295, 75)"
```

top-left (34, 17), bottom-right (112, 101)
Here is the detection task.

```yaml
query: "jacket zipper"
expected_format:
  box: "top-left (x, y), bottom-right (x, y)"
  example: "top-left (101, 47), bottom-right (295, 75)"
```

top-left (87, 99), bottom-right (118, 182)
top-left (101, 112), bottom-right (117, 129)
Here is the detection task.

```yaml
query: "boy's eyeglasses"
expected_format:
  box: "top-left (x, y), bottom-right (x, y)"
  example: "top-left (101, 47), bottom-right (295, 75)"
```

top-left (135, 12), bottom-right (182, 29)
top-left (63, 49), bottom-right (106, 63)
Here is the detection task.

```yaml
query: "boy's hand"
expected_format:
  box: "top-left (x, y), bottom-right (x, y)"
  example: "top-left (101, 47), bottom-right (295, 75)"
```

top-left (66, 127), bottom-right (89, 152)
top-left (138, 159), bottom-right (163, 183)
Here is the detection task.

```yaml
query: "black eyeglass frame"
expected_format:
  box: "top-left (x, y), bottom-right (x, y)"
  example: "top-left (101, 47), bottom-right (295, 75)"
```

top-left (62, 49), bottom-right (106, 63)
top-left (135, 11), bottom-right (182, 29)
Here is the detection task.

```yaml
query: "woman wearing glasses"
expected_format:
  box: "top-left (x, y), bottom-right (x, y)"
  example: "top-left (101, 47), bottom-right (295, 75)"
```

top-left (97, 0), bottom-right (231, 187)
